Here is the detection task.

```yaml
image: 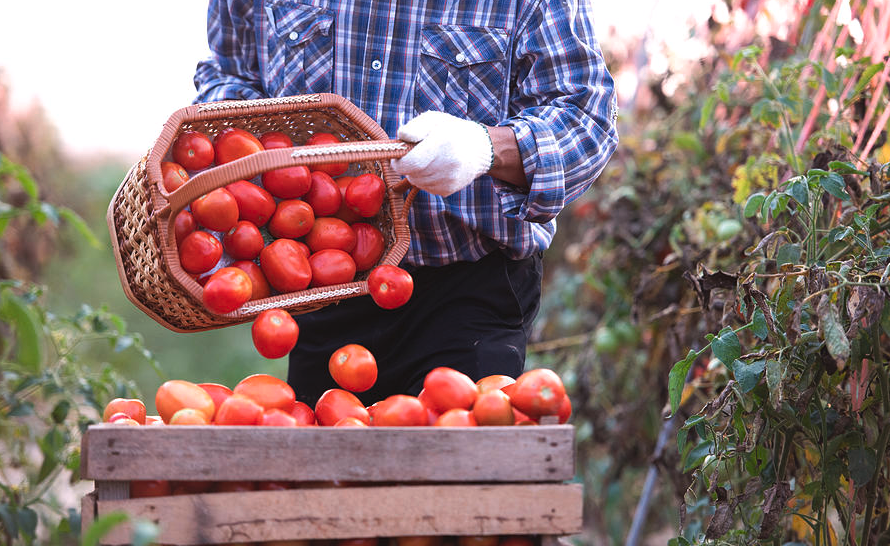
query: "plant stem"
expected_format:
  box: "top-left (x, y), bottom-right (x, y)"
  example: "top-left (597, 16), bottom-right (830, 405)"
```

top-left (861, 321), bottom-right (890, 546)
top-left (776, 428), bottom-right (795, 481)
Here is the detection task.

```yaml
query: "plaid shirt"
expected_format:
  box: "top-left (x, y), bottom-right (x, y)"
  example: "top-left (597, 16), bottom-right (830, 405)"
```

top-left (194, 0), bottom-right (618, 267)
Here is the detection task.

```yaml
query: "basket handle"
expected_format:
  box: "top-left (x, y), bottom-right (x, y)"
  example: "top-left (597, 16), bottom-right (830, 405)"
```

top-left (162, 139), bottom-right (413, 214)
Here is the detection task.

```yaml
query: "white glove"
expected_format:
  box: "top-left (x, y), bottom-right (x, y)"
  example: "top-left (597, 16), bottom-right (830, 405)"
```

top-left (391, 111), bottom-right (494, 197)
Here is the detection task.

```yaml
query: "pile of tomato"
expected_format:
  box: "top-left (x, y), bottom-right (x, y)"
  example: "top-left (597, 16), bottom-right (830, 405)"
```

top-left (163, 127), bottom-right (414, 351)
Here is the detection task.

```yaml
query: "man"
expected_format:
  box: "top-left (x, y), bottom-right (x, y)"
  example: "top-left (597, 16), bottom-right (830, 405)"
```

top-left (193, 0), bottom-right (619, 406)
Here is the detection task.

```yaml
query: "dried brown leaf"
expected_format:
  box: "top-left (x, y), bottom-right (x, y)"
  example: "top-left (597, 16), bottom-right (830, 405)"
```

top-left (758, 481), bottom-right (792, 539)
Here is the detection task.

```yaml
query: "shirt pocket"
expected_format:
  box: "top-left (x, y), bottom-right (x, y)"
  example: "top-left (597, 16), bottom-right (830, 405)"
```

top-left (262, 1), bottom-right (335, 95)
top-left (414, 24), bottom-right (509, 125)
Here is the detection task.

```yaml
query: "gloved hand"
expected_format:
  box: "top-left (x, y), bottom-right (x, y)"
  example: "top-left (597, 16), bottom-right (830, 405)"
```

top-left (391, 111), bottom-right (494, 197)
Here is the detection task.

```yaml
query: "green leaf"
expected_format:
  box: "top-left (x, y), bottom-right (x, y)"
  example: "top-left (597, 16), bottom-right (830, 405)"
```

top-left (673, 132), bottom-right (705, 156)
top-left (848, 447), bottom-right (876, 486)
top-left (752, 309), bottom-right (769, 340)
top-left (16, 507), bottom-right (37, 539)
top-left (57, 206), bottom-right (101, 248)
top-left (52, 399), bottom-right (72, 424)
top-left (848, 63), bottom-right (883, 106)
top-left (668, 350), bottom-right (697, 416)
top-left (700, 95), bottom-right (716, 131)
top-left (0, 289), bottom-right (44, 373)
top-left (818, 62), bottom-right (839, 96)
top-left (0, 503), bottom-right (18, 539)
top-left (81, 512), bottom-right (130, 546)
top-left (744, 193), bottom-right (766, 218)
top-left (787, 178), bottom-right (809, 208)
top-left (732, 359), bottom-right (767, 392)
top-left (819, 172), bottom-right (851, 200)
top-left (711, 327), bottom-right (741, 366)
top-left (683, 439), bottom-right (712, 472)
top-left (761, 191), bottom-right (777, 222)
top-left (776, 243), bottom-right (801, 267)
top-left (828, 226), bottom-right (854, 243)
top-left (828, 160), bottom-right (868, 176)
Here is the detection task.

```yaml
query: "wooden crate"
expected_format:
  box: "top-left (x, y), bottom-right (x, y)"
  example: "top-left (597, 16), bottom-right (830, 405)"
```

top-left (81, 424), bottom-right (581, 545)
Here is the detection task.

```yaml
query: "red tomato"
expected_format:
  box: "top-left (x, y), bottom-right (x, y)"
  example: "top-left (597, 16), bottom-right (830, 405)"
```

top-left (367, 265), bottom-right (414, 309)
top-left (476, 374), bottom-right (516, 394)
top-left (172, 130), bottom-right (214, 171)
top-left (191, 188), bottom-right (239, 232)
top-left (306, 132), bottom-right (348, 176)
top-left (334, 176), bottom-right (363, 223)
top-left (294, 240), bottom-right (311, 258)
top-left (169, 407), bottom-right (210, 425)
top-left (214, 481), bottom-right (256, 493)
top-left (251, 309), bottom-right (299, 359)
top-left (329, 344), bottom-right (377, 392)
top-left (334, 416), bottom-right (369, 427)
top-left (268, 199), bottom-right (315, 239)
top-left (260, 131), bottom-right (293, 150)
top-left (179, 230), bottom-right (222, 274)
top-left (259, 408), bottom-right (299, 426)
top-left (372, 395), bottom-right (428, 426)
top-left (350, 223), bottom-right (385, 271)
top-left (155, 379), bottom-right (215, 423)
top-left (171, 481), bottom-right (214, 495)
top-left (304, 171), bottom-right (342, 216)
top-left (197, 382), bottom-right (233, 422)
top-left (174, 210), bottom-right (197, 246)
top-left (288, 401), bottom-right (316, 426)
top-left (103, 398), bottom-right (147, 424)
top-left (223, 221), bottom-right (265, 260)
top-left (231, 260), bottom-right (272, 300)
top-left (498, 537), bottom-right (535, 546)
top-left (423, 367), bottom-right (478, 413)
top-left (434, 408), bottom-right (478, 427)
top-left (226, 180), bottom-right (276, 227)
top-left (215, 393), bottom-right (263, 425)
top-left (214, 127), bottom-right (263, 164)
top-left (130, 480), bottom-right (172, 498)
top-left (161, 161), bottom-right (189, 193)
top-left (260, 239), bottom-right (313, 293)
top-left (315, 389), bottom-right (370, 426)
top-left (234, 373), bottom-right (297, 411)
top-left (510, 368), bottom-right (566, 419)
top-left (472, 389), bottom-right (515, 426)
top-left (346, 173), bottom-right (386, 217)
top-left (558, 393), bottom-right (572, 424)
top-left (304, 217), bottom-right (356, 253)
top-left (262, 165), bottom-right (313, 199)
top-left (309, 249), bottom-right (357, 287)
top-left (203, 266), bottom-right (253, 314)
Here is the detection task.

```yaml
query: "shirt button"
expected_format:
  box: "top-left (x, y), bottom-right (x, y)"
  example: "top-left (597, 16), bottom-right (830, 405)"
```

top-left (371, 59), bottom-right (382, 70)
top-left (288, 31), bottom-right (299, 41)
top-left (455, 53), bottom-right (466, 63)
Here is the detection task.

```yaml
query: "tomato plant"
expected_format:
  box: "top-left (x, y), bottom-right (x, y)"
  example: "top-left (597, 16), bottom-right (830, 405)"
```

top-left (328, 344), bottom-right (377, 392)
top-left (268, 199), bottom-right (315, 239)
top-left (367, 264), bottom-right (413, 309)
top-left (214, 127), bottom-right (263, 164)
top-left (179, 230), bottom-right (223, 274)
top-left (309, 249), bottom-right (357, 287)
top-left (260, 239), bottom-right (313, 292)
top-left (202, 266), bottom-right (252, 314)
top-left (251, 309), bottom-right (300, 359)
top-left (223, 220), bottom-right (265, 260)
top-left (190, 187), bottom-right (239, 232)
top-left (172, 130), bottom-right (214, 170)
top-left (226, 179), bottom-right (276, 227)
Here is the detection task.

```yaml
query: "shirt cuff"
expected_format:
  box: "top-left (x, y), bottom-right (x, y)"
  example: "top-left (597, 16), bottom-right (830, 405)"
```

top-left (494, 119), bottom-right (565, 224)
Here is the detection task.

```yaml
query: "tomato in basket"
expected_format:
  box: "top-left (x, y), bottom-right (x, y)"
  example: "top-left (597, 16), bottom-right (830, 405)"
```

top-left (259, 130), bottom-right (293, 150)
top-left (214, 127), bottom-right (263, 164)
top-left (304, 217), bottom-right (356, 253)
top-left (174, 209), bottom-right (197, 246)
top-left (333, 175), bottom-right (363, 224)
top-left (268, 199), bottom-right (315, 239)
top-left (345, 173), bottom-right (386, 217)
top-left (305, 132), bottom-right (349, 176)
top-left (262, 165), bottom-right (313, 199)
top-left (304, 171), bottom-right (342, 216)
top-left (171, 130), bottom-right (214, 171)
top-left (179, 230), bottom-right (223, 274)
top-left (231, 260), bottom-right (272, 300)
top-left (259, 239), bottom-right (313, 293)
top-left (222, 220), bottom-right (265, 260)
top-left (350, 222), bottom-right (385, 271)
top-left (202, 266), bottom-right (253, 314)
top-left (161, 161), bottom-right (189, 192)
top-left (191, 187), bottom-right (239, 232)
top-left (226, 179), bottom-right (276, 227)
top-left (308, 249), bottom-right (357, 288)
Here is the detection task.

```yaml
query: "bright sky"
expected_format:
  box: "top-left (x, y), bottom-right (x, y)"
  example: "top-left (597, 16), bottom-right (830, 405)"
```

top-left (0, 0), bottom-right (683, 160)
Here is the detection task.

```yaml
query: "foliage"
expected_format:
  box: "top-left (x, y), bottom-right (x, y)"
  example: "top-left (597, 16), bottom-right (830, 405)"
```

top-left (0, 154), bottom-right (159, 545)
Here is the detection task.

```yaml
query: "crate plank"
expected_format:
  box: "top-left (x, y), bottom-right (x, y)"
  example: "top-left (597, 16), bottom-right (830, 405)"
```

top-left (81, 490), bottom-right (96, 533)
top-left (82, 425), bottom-right (574, 482)
top-left (96, 483), bottom-right (583, 545)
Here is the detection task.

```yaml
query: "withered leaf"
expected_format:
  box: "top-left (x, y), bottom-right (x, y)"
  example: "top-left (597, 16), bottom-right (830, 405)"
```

top-left (758, 481), bottom-right (792, 539)
top-left (818, 295), bottom-right (850, 371)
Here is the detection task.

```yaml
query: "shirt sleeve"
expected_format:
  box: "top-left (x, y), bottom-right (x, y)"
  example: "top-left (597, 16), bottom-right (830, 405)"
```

top-left (193, 0), bottom-right (266, 103)
top-left (495, 0), bottom-right (619, 224)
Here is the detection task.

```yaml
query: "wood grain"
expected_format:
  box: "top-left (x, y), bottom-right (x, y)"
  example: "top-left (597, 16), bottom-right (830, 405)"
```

top-left (82, 425), bottom-right (575, 482)
top-left (96, 483), bottom-right (583, 545)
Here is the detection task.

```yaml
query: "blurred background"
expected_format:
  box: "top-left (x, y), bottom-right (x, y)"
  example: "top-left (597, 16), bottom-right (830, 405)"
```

top-left (4, 1), bottom-right (887, 544)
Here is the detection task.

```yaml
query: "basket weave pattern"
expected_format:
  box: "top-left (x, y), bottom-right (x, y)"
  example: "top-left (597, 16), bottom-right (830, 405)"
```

top-left (108, 94), bottom-right (413, 333)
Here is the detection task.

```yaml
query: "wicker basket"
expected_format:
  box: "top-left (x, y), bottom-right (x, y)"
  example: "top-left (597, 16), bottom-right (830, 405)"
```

top-left (107, 93), bottom-right (415, 333)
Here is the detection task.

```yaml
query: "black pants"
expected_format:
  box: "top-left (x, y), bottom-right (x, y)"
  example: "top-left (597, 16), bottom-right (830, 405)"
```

top-left (287, 251), bottom-right (543, 407)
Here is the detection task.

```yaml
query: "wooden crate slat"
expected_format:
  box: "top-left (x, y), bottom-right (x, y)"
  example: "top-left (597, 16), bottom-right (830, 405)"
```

top-left (95, 483), bottom-right (583, 545)
top-left (82, 425), bottom-right (574, 482)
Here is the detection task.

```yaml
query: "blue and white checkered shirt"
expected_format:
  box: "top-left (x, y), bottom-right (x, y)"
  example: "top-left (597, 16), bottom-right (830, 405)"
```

top-left (194, 0), bottom-right (618, 267)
